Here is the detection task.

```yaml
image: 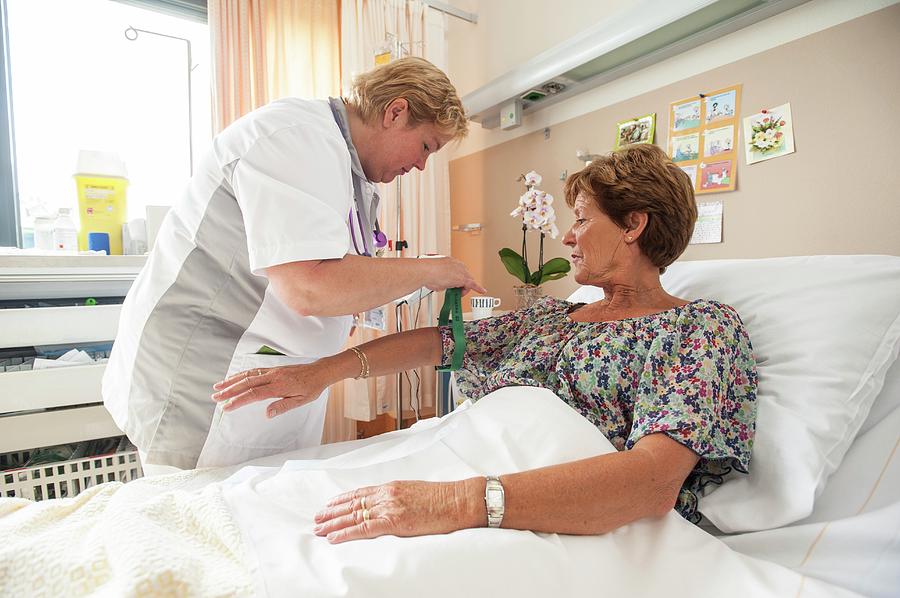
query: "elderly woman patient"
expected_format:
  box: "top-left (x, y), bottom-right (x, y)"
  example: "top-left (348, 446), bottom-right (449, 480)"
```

top-left (212, 143), bottom-right (758, 543)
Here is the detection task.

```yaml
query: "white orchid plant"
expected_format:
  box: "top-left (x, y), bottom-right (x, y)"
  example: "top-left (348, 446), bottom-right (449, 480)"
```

top-left (499, 170), bottom-right (571, 286)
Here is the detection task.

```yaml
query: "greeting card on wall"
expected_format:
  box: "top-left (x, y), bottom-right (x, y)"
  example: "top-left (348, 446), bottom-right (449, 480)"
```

top-left (744, 102), bottom-right (795, 164)
top-left (668, 84), bottom-right (742, 194)
top-left (615, 113), bottom-right (656, 149)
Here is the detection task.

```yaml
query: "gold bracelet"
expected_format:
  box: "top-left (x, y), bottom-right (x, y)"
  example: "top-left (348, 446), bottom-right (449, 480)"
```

top-left (348, 346), bottom-right (370, 379)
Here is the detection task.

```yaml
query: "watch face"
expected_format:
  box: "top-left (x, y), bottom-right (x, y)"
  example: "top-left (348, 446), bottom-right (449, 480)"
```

top-left (486, 489), bottom-right (503, 509)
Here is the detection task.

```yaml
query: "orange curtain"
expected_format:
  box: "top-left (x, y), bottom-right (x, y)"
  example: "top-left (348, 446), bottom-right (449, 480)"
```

top-left (209, 0), bottom-right (341, 132)
top-left (209, 0), bottom-right (351, 444)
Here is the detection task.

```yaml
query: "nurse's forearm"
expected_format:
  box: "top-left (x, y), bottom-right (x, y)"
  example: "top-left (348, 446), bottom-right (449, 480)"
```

top-left (321, 327), bottom-right (443, 382)
top-left (266, 254), bottom-right (482, 317)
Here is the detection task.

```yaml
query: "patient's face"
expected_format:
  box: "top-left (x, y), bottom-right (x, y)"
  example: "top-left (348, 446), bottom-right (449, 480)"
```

top-left (562, 194), bottom-right (626, 286)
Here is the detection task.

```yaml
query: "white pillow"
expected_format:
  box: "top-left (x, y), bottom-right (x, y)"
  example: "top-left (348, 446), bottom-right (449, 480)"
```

top-left (567, 255), bottom-right (900, 532)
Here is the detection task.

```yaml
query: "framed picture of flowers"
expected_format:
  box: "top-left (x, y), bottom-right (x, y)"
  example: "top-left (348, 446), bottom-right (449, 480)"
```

top-left (743, 103), bottom-right (795, 165)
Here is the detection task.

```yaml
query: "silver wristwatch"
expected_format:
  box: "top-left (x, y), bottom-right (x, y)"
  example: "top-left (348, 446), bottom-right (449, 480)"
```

top-left (484, 476), bottom-right (505, 528)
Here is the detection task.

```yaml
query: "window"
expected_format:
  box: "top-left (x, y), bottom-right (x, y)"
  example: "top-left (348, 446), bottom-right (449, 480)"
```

top-left (0, 0), bottom-right (210, 248)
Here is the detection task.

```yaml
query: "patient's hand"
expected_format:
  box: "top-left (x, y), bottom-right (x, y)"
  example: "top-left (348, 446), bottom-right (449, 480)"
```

top-left (313, 478), bottom-right (484, 544)
top-left (211, 363), bottom-right (329, 418)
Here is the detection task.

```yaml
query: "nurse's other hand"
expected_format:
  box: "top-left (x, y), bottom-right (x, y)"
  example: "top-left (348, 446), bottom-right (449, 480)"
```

top-left (313, 479), bottom-right (483, 544)
top-left (423, 257), bottom-right (486, 295)
top-left (211, 364), bottom-right (328, 418)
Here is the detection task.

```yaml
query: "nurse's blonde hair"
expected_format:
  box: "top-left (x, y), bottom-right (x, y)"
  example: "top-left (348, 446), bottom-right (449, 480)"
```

top-left (349, 57), bottom-right (468, 139)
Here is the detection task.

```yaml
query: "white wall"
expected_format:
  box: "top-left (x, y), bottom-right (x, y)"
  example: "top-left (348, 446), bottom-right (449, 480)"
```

top-left (445, 0), bottom-right (898, 161)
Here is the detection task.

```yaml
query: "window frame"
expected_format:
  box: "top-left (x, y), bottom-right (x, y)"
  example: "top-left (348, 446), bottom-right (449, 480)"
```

top-left (0, 0), bottom-right (20, 247)
top-left (0, 0), bottom-right (207, 248)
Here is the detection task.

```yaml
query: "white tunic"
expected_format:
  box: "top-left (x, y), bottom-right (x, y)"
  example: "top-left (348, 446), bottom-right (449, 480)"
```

top-left (102, 98), bottom-right (377, 469)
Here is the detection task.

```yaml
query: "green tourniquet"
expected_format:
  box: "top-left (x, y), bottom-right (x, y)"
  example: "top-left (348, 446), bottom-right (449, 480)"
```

top-left (436, 288), bottom-right (465, 372)
top-left (256, 345), bottom-right (285, 355)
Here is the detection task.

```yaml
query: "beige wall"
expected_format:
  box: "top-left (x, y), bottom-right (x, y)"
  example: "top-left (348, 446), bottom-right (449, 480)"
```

top-left (445, 0), bottom-right (628, 97)
top-left (448, 5), bottom-right (900, 307)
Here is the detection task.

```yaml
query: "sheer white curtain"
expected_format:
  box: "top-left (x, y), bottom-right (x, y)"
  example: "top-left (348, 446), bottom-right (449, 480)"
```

top-left (340, 0), bottom-right (451, 424)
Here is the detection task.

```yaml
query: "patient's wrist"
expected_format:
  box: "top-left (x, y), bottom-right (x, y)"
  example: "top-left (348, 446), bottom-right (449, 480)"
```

top-left (320, 351), bottom-right (360, 384)
top-left (458, 477), bottom-right (488, 529)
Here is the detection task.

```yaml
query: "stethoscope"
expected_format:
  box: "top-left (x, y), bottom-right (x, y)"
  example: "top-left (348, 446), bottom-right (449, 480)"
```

top-left (349, 207), bottom-right (388, 257)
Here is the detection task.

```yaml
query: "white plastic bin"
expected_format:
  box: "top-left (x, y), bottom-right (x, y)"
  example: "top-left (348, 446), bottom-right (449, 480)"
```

top-left (0, 449), bottom-right (143, 500)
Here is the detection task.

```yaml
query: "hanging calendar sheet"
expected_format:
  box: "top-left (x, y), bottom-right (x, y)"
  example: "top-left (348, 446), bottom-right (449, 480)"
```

top-left (668, 84), bottom-right (741, 194)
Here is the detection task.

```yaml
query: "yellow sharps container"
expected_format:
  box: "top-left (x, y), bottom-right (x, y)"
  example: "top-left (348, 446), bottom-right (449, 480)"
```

top-left (73, 151), bottom-right (128, 254)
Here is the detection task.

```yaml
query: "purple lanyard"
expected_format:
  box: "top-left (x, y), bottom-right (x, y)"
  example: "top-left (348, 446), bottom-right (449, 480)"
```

top-left (349, 209), bottom-right (370, 256)
top-left (349, 209), bottom-right (387, 257)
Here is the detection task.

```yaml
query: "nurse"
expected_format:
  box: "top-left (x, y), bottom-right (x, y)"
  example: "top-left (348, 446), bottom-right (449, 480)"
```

top-left (102, 57), bottom-right (480, 471)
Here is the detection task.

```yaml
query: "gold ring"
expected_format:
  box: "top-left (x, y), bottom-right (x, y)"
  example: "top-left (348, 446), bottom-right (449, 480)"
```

top-left (361, 496), bottom-right (367, 510)
top-left (362, 508), bottom-right (369, 522)
top-left (256, 368), bottom-right (263, 377)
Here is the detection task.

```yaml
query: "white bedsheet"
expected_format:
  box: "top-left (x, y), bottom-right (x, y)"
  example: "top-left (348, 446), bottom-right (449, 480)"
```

top-left (1, 386), bottom-right (884, 597)
top-left (220, 387), bottom-right (856, 598)
top-left (722, 399), bottom-right (900, 597)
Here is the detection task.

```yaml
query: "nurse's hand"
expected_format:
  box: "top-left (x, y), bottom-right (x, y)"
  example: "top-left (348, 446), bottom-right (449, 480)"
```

top-left (312, 478), bottom-right (484, 544)
top-left (211, 363), bottom-right (329, 418)
top-left (423, 257), bottom-right (486, 295)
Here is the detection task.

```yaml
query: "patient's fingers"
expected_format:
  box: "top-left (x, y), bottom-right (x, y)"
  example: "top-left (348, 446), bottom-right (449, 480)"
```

top-left (323, 487), bottom-right (376, 510)
top-left (265, 395), bottom-right (319, 418)
top-left (214, 378), bottom-right (274, 411)
top-left (314, 496), bottom-right (367, 523)
top-left (324, 520), bottom-right (378, 544)
top-left (212, 369), bottom-right (273, 403)
top-left (213, 367), bottom-right (271, 391)
top-left (313, 508), bottom-right (381, 543)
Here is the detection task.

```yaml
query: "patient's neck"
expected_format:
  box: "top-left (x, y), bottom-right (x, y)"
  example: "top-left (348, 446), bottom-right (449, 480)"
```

top-left (574, 279), bottom-right (687, 323)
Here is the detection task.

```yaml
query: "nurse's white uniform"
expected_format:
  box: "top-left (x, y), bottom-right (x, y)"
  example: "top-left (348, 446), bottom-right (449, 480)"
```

top-left (102, 98), bottom-right (379, 469)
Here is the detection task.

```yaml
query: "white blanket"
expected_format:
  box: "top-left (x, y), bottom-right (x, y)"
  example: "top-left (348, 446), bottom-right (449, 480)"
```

top-left (0, 467), bottom-right (255, 596)
top-left (220, 387), bottom-right (856, 597)
top-left (0, 387), bottom-right (861, 597)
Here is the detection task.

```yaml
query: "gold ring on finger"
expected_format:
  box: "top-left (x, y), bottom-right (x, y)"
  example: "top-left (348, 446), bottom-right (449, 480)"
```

top-left (362, 508), bottom-right (369, 522)
top-left (361, 496), bottom-right (367, 510)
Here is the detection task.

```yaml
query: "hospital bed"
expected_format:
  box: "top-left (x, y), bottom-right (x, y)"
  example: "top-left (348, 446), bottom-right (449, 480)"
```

top-left (1, 254), bottom-right (898, 597)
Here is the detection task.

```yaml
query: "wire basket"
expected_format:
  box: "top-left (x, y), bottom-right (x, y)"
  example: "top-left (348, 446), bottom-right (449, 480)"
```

top-left (1, 450), bottom-right (143, 501)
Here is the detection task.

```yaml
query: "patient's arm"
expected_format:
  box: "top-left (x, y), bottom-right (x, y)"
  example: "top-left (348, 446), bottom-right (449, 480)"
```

top-left (212, 327), bottom-right (443, 417)
top-left (312, 432), bottom-right (699, 543)
top-left (487, 433), bottom-right (699, 534)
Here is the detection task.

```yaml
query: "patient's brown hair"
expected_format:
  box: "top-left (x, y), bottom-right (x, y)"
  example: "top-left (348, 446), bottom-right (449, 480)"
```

top-left (564, 144), bottom-right (697, 273)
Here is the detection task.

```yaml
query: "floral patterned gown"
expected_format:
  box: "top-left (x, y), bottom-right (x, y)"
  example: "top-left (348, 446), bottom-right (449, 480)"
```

top-left (438, 296), bottom-right (758, 523)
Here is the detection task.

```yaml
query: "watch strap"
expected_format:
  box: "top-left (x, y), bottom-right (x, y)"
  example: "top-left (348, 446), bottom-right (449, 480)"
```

top-left (484, 475), bottom-right (505, 528)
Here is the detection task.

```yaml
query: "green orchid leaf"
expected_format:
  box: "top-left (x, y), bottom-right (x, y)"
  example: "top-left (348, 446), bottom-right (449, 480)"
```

top-left (540, 271), bottom-right (569, 283)
top-left (499, 248), bottom-right (529, 284)
top-left (539, 258), bottom-right (571, 284)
